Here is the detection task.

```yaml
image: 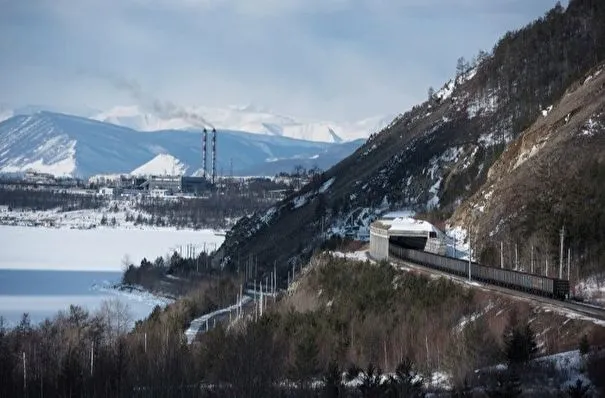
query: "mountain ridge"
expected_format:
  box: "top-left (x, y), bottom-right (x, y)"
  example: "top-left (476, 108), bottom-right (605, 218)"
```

top-left (0, 111), bottom-right (364, 178)
top-left (91, 105), bottom-right (392, 143)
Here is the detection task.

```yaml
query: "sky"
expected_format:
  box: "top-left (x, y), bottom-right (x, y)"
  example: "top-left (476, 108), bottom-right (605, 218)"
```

top-left (0, 0), bottom-right (566, 123)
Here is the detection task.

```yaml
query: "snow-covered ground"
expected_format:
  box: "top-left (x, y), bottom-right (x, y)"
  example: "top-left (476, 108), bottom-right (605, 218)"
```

top-left (0, 200), bottom-right (155, 230)
top-left (444, 225), bottom-right (471, 260)
top-left (185, 295), bottom-right (253, 344)
top-left (329, 250), bottom-right (375, 263)
top-left (576, 275), bottom-right (605, 305)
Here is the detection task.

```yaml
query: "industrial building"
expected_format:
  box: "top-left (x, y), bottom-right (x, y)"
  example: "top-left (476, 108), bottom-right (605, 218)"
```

top-left (370, 214), bottom-right (447, 261)
top-left (140, 176), bottom-right (182, 193)
top-left (181, 176), bottom-right (211, 195)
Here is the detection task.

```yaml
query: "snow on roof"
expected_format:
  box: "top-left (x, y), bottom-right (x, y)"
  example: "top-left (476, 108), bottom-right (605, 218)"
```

top-left (380, 210), bottom-right (415, 219)
top-left (388, 217), bottom-right (439, 234)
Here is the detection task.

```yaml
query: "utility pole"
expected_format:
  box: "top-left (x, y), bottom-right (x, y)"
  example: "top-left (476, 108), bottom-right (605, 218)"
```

top-left (531, 246), bottom-right (534, 274)
top-left (515, 244), bottom-right (518, 271)
top-left (453, 237), bottom-right (456, 257)
top-left (567, 247), bottom-right (571, 281)
top-left (559, 226), bottom-right (565, 279)
top-left (240, 283), bottom-right (243, 317)
top-left (468, 232), bottom-right (472, 281)
top-left (91, 342), bottom-right (94, 376)
top-left (260, 281), bottom-right (264, 316)
top-left (546, 258), bottom-right (549, 277)
top-left (23, 352), bottom-right (26, 394)
top-left (500, 241), bottom-right (504, 269)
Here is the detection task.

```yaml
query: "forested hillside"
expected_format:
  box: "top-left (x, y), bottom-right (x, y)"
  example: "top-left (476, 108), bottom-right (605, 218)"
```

top-left (217, 0), bottom-right (605, 282)
top-left (450, 60), bottom-right (605, 280)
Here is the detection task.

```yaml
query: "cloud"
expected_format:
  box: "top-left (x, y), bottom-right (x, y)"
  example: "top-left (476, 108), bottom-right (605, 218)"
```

top-left (0, 0), bottom-right (564, 122)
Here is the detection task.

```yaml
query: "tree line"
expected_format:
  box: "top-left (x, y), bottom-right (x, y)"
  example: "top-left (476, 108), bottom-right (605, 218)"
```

top-left (0, 186), bottom-right (105, 212)
top-left (1, 255), bottom-right (603, 397)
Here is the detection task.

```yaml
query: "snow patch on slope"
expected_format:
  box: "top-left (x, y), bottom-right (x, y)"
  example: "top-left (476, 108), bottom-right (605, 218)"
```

top-left (0, 139), bottom-right (77, 177)
top-left (580, 118), bottom-right (602, 137)
top-left (0, 109), bottom-right (13, 123)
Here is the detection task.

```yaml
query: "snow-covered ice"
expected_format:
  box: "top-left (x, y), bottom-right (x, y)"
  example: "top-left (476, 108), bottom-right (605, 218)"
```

top-left (0, 225), bottom-right (224, 271)
top-left (0, 269), bottom-right (173, 327)
top-left (0, 225), bottom-right (224, 327)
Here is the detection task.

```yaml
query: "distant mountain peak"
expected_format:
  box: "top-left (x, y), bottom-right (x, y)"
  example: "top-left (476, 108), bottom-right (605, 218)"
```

top-left (131, 153), bottom-right (188, 177)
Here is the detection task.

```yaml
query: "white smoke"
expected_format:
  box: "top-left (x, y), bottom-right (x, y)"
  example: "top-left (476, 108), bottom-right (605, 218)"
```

top-left (111, 76), bottom-right (216, 129)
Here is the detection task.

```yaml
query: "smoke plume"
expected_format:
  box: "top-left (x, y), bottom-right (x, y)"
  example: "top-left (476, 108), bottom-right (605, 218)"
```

top-left (111, 76), bottom-right (215, 129)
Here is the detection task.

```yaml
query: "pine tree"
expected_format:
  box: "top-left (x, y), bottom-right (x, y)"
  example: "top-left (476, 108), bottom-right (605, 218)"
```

top-left (456, 57), bottom-right (468, 78)
top-left (451, 378), bottom-right (473, 397)
top-left (567, 379), bottom-right (591, 398)
top-left (428, 86), bottom-right (436, 101)
top-left (346, 363), bottom-right (385, 398)
top-left (485, 371), bottom-right (522, 398)
top-left (503, 320), bottom-right (537, 367)
top-left (386, 357), bottom-right (425, 397)
top-left (322, 361), bottom-right (343, 398)
top-left (291, 329), bottom-right (320, 388)
top-left (579, 334), bottom-right (590, 356)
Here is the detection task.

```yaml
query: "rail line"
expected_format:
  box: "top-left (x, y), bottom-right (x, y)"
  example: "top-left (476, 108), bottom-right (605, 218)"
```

top-left (388, 255), bottom-right (605, 323)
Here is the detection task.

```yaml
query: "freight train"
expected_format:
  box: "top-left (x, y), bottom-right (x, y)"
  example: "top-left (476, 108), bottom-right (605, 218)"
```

top-left (389, 244), bottom-right (570, 300)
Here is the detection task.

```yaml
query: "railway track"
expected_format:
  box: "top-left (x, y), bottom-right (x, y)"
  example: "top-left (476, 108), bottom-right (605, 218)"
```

top-left (389, 256), bottom-right (605, 323)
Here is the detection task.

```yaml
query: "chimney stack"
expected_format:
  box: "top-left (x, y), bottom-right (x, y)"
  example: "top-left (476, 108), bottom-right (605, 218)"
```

top-left (202, 128), bottom-right (208, 179)
top-left (212, 128), bottom-right (217, 185)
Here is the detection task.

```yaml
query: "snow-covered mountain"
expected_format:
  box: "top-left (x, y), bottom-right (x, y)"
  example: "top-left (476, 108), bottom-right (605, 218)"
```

top-left (131, 154), bottom-right (188, 176)
top-left (92, 105), bottom-right (393, 143)
top-left (0, 111), bottom-right (364, 178)
top-left (0, 107), bottom-right (12, 124)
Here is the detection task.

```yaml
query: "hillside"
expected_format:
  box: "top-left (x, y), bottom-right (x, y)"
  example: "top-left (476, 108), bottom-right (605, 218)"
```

top-left (205, 254), bottom-right (605, 393)
top-left (0, 111), bottom-right (363, 177)
top-left (449, 62), bottom-right (605, 280)
top-left (216, 0), bottom-right (605, 279)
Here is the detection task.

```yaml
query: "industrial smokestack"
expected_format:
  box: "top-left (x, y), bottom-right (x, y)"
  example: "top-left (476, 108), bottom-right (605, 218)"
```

top-left (202, 128), bottom-right (208, 179)
top-left (212, 128), bottom-right (217, 184)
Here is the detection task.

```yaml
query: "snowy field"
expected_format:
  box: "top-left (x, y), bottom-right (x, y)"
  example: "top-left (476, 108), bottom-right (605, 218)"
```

top-left (0, 225), bottom-right (225, 327)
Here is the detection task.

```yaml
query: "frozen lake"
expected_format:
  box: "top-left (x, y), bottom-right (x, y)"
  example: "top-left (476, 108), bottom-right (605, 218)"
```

top-left (0, 225), bottom-right (224, 271)
top-left (0, 225), bottom-right (225, 326)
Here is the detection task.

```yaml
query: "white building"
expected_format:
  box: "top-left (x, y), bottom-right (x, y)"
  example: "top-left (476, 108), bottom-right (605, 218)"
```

top-left (98, 187), bottom-right (115, 197)
top-left (150, 188), bottom-right (169, 198)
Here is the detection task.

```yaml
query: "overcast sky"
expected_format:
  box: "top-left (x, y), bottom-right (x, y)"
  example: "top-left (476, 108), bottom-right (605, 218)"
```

top-left (0, 0), bottom-right (565, 122)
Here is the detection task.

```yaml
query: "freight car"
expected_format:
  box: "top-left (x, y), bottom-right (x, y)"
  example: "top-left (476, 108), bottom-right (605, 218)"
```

top-left (389, 244), bottom-right (570, 300)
